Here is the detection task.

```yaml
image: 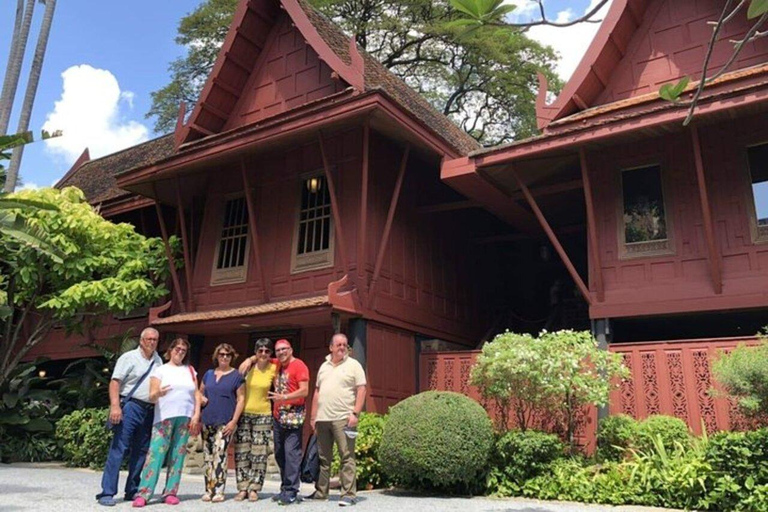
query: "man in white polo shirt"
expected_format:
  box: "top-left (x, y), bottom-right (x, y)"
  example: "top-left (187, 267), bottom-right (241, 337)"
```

top-left (96, 327), bottom-right (163, 507)
top-left (308, 333), bottom-right (366, 507)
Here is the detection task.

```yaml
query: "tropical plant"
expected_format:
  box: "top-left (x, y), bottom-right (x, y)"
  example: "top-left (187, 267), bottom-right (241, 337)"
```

top-left (597, 414), bottom-right (639, 462)
top-left (486, 429), bottom-right (565, 496)
top-left (4, 0), bottom-right (58, 192)
top-left (0, 359), bottom-right (61, 463)
top-left (471, 329), bottom-right (629, 448)
top-left (0, 185), bottom-right (172, 388)
top-left (56, 407), bottom-right (113, 469)
top-left (712, 336), bottom-right (768, 423)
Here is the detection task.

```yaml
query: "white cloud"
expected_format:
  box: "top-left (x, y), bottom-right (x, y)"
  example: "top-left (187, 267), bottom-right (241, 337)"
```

top-left (17, 182), bottom-right (40, 191)
top-left (523, 0), bottom-right (614, 80)
top-left (43, 65), bottom-right (149, 163)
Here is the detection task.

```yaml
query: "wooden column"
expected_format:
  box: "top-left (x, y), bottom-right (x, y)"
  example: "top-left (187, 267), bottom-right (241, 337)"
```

top-left (153, 184), bottom-right (186, 313)
top-left (368, 144), bottom-right (410, 309)
top-left (358, 120), bottom-right (370, 293)
top-left (691, 126), bottom-right (723, 294)
top-left (511, 168), bottom-right (592, 305)
top-left (240, 160), bottom-right (270, 302)
top-left (579, 149), bottom-right (604, 302)
top-left (318, 131), bottom-right (350, 276)
top-left (174, 178), bottom-right (195, 311)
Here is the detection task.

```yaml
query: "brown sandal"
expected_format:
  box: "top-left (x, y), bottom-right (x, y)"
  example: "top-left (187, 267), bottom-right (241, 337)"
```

top-left (234, 491), bottom-right (247, 502)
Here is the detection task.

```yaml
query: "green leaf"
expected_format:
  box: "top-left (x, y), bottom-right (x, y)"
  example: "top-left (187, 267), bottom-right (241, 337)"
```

top-left (19, 418), bottom-right (54, 433)
top-left (748, 0), bottom-right (768, 19)
top-left (0, 412), bottom-right (29, 425)
top-left (450, 0), bottom-right (481, 18)
top-left (2, 392), bottom-right (19, 408)
top-left (0, 197), bottom-right (59, 211)
top-left (659, 77), bottom-right (689, 102)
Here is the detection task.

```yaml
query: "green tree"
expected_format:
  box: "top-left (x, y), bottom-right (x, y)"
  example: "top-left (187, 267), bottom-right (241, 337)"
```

top-left (712, 334), bottom-right (768, 425)
top-left (147, 0), bottom-right (560, 145)
top-left (0, 186), bottom-right (172, 387)
top-left (471, 329), bottom-right (629, 449)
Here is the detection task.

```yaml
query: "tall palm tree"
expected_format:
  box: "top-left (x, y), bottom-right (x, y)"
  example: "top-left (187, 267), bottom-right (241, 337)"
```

top-left (5, 0), bottom-right (57, 193)
top-left (0, 0), bottom-right (37, 136)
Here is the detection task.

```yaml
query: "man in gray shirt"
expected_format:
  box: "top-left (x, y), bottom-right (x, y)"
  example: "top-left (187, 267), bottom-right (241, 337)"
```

top-left (96, 327), bottom-right (163, 507)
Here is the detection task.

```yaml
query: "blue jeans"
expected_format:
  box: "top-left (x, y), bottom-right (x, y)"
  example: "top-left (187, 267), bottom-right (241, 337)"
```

top-left (273, 420), bottom-right (303, 497)
top-left (96, 400), bottom-right (154, 499)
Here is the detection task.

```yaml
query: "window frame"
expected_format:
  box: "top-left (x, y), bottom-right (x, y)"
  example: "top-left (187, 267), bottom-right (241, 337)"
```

top-left (210, 194), bottom-right (250, 286)
top-left (744, 141), bottom-right (768, 244)
top-left (290, 170), bottom-right (335, 274)
top-left (616, 161), bottom-right (676, 260)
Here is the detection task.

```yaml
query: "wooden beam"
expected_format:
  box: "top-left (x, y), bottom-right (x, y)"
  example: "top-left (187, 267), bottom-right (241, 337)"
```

top-left (200, 102), bottom-right (230, 122)
top-left (510, 168), bottom-right (592, 305)
top-left (318, 131), bottom-right (350, 276)
top-left (417, 199), bottom-right (480, 214)
top-left (190, 122), bottom-right (214, 136)
top-left (213, 77), bottom-right (240, 98)
top-left (691, 127), bottom-right (723, 294)
top-left (508, 178), bottom-right (583, 202)
top-left (240, 160), bottom-right (270, 302)
top-left (579, 149), bottom-right (604, 302)
top-left (368, 144), bottom-right (410, 309)
top-left (358, 120), bottom-right (370, 290)
top-left (175, 178), bottom-right (196, 310)
top-left (153, 187), bottom-right (186, 313)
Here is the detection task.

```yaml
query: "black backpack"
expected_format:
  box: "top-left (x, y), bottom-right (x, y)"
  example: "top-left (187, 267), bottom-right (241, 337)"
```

top-left (300, 434), bottom-right (320, 483)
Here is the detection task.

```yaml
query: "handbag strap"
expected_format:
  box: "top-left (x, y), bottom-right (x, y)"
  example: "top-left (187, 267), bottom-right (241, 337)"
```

top-left (123, 359), bottom-right (156, 403)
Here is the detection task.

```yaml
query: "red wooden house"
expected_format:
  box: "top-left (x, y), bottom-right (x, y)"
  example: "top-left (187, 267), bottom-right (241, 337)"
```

top-left (34, 0), bottom-right (768, 429)
top-left (35, 0), bottom-right (525, 413)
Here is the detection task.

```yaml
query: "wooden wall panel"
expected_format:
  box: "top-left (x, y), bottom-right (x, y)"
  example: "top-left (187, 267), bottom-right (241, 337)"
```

top-left (366, 322), bottom-right (416, 414)
top-left (597, 0), bottom-right (768, 105)
top-left (589, 112), bottom-right (768, 318)
top-left (225, 12), bottom-right (346, 131)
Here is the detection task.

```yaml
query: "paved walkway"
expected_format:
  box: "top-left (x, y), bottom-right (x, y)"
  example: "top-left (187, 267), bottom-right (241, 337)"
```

top-left (0, 464), bottom-right (678, 512)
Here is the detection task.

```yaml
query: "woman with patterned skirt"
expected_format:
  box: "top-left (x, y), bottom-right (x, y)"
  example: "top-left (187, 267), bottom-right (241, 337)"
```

top-left (132, 338), bottom-right (202, 507)
top-left (199, 343), bottom-right (245, 502)
top-left (234, 337), bottom-right (278, 502)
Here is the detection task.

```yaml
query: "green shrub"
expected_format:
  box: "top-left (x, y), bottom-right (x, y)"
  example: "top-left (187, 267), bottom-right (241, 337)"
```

top-left (379, 391), bottom-right (493, 493)
top-left (702, 429), bottom-right (768, 511)
top-left (597, 414), bottom-right (639, 462)
top-left (712, 338), bottom-right (768, 423)
top-left (330, 412), bottom-right (389, 489)
top-left (56, 407), bottom-right (112, 469)
top-left (636, 415), bottom-right (690, 453)
top-left (487, 429), bottom-right (565, 496)
top-left (0, 429), bottom-right (61, 463)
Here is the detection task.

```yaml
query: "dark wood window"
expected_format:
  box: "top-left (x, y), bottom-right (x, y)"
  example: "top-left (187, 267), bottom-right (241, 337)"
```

top-left (292, 174), bottom-right (334, 272)
top-left (619, 165), bottom-right (672, 257)
top-left (747, 143), bottom-right (768, 240)
top-left (211, 196), bottom-right (249, 285)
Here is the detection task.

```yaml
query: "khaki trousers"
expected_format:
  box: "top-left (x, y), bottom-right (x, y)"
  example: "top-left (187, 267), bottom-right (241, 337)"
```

top-left (315, 419), bottom-right (356, 498)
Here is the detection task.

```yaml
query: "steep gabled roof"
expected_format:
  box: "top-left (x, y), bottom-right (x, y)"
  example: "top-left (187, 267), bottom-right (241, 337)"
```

top-left (56, 135), bottom-right (174, 203)
top-left (179, 0), bottom-right (479, 154)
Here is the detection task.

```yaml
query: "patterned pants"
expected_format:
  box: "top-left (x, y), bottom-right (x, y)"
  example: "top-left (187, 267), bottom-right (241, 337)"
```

top-left (203, 424), bottom-right (232, 497)
top-left (136, 416), bottom-right (191, 500)
top-left (234, 413), bottom-right (272, 492)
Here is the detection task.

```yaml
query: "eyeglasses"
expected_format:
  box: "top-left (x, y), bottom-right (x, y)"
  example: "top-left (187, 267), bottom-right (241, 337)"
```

top-left (218, 352), bottom-right (233, 358)
top-left (173, 347), bottom-right (187, 354)
top-left (256, 348), bottom-right (271, 354)
top-left (275, 348), bottom-right (290, 353)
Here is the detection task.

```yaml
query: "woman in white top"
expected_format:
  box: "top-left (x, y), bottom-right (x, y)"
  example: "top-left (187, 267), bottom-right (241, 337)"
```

top-left (133, 338), bottom-right (202, 507)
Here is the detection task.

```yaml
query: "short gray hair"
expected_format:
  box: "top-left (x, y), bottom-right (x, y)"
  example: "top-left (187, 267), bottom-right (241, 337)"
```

top-left (140, 327), bottom-right (159, 340)
top-left (329, 333), bottom-right (348, 347)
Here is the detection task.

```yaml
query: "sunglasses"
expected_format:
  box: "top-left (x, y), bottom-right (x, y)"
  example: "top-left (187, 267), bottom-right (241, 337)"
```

top-left (256, 348), bottom-right (271, 354)
top-left (218, 352), bottom-right (233, 357)
top-left (275, 347), bottom-right (290, 353)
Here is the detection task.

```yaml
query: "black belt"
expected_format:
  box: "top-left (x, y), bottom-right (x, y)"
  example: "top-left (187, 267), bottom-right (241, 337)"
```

top-left (121, 397), bottom-right (154, 410)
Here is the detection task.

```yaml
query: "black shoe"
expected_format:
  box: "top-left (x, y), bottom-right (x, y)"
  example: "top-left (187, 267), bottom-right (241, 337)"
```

top-left (123, 494), bottom-right (135, 501)
top-left (305, 491), bottom-right (328, 501)
top-left (278, 494), bottom-right (298, 506)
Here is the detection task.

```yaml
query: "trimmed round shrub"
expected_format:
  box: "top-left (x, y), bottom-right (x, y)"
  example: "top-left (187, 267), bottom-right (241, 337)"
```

top-left (331, 412), bottom-right (389, 489)
top-left (379, 391), bottom-right (493, 493)
top-left (487, 429), bottom-right (565, 495)
top-left (597, 414), bottom-right (639, 461)
top-left (56, 407), bottom-right (113, 469)
top-left (636, 415), bottom-right (690, 453)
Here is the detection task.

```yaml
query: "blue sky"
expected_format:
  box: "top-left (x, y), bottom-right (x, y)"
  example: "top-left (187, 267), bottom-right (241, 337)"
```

top-left (0, 0), bottom-right (602, 189)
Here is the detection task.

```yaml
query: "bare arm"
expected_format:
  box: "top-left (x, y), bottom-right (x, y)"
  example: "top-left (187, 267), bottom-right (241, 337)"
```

top-left (108, 379), bottom-right (122, 424)
top-left (310, 386), bottom-right (320, 431)
top-left (348, 385), bottom-right (366, 428)
top-left (238, 356), bottom-right (255, 375)
top-left (148, 376), bottom-right (161, 403)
